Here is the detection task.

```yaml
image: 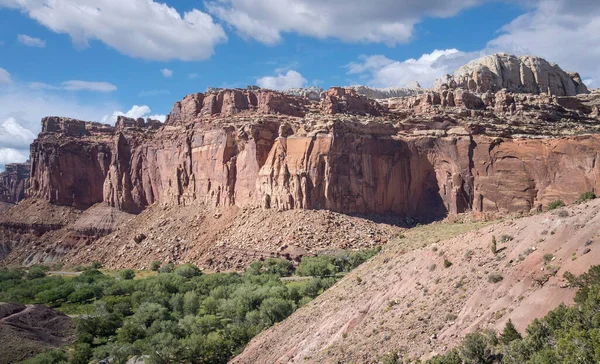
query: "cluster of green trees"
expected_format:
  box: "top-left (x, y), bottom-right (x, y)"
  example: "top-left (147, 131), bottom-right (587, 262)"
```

top-left (1, 249), bottom-right (378, 364)
top-left (426, 265), bottom-right (600, 364)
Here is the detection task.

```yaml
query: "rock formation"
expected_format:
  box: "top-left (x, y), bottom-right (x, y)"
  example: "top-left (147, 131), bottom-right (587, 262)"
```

top-left (347, 84), bottom-right (425, 99)
top-left (435, 53), bottom-right (590, 96)
top-left (24, 78), bottom-right (600, 217)
top-left (2, 53), bottom-right (600, 268)
top-left (0, 162), bottom-right (30, 203)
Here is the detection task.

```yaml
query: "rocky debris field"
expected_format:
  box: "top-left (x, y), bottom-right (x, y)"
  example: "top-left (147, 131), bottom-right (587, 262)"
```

top-left (60, 204), bottom-right (405, 271)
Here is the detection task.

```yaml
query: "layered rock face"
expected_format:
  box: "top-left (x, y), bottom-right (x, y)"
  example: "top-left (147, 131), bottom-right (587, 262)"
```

top-left (435, 53), bottom-right (590, 96)
top-left (25, 81), bottom-right (600, 218)
top-left (18, 54), bottom-right (600, 221)
top-left (0, 163), bottom-right (30, 203)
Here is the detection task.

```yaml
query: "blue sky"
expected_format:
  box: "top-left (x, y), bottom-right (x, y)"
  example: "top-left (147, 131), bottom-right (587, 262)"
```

top-left (1, 0), bottom-right (599, 169)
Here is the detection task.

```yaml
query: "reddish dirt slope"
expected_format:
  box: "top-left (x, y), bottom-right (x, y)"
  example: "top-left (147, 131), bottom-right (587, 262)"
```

top-left (0, 303), bottom-right (75, 364)
top-left (233, 199), bottom-right (600, 363)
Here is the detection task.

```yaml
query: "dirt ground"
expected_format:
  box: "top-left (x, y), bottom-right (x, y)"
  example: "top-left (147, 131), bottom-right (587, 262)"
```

top-left (0, 302), bottom-right (75, 364)
top-left (232, 199), bottom-right (600, 363)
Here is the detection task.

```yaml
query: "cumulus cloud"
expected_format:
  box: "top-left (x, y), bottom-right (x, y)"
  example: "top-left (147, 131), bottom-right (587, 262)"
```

top-left (346, 1), bottom-right (600, 90)
top-left (206, 0), bottom-right (483, 45)
top-left (17, 34), bottom-right (46, 47)
top-left (0, 82), bottom-right (121, 167)
top-left (0, 117), bottom-right (36, 150)
top-left (101, 105), bottom-right (166, 124)
top-left (0, 0), bottom-right (227, 61)
top-left (348, 49), bottom-right (482, 88)
top-left (161, 68), bottom-right (174, 78)
top-left (485, 0), bottom-right (600, 86)
top-left (0, 67), bottom-right (11, 84)
top-left (256, 70), bottom-right (307, 90)
top-left (0, 148), bottom-right (29, 170)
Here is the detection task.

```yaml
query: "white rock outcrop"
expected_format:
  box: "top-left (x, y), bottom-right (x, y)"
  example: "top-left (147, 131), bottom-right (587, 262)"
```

top-left (434, 53), bottom-right (589, 96)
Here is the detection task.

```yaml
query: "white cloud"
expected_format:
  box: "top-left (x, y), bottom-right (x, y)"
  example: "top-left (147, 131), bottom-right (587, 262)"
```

top-left (485, 0), bottom-right (600, 86)
top-left (188, 73), bottom-right (199, 79)
top-left (347, 49), bottom-right (482, 88)
top-left (0, 117), bottom-right (36, 150)
top-left (17, 34), bottom-right (46, 47)
top-left (61, 80), bottom-right (117, 92)
top-left (0, 67), bottom-right (11, 84)
top-left (0, 82), bottom-right (121, 167)
top-left (346, 1), bottom-right (600, 90)
top-left (0, 0), bottom-right (227, 61)
top-left (101, 105), bottom-right (166, 124)
top-left (161, 68), bottom-right (174, 78)
top-left (257, 70), bottom-right (307, 90)
top-left (206, 0), bottom-right (483, 45)
top-left (0, 148), bottom-right (29, 170)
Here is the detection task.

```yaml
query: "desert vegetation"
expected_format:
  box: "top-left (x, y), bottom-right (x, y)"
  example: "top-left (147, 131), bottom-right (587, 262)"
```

top-left (426, 265), bottom-right (600, 363)
top-left (2, 249), bottom-right (378, 364)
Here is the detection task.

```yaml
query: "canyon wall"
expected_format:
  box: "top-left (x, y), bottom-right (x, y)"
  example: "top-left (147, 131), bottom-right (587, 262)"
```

top-left (16, 54), bottom-right (600, 219)
top-left (0, 162), bottom-right (30, 203)
top-left (24, 86), bottom-right (600, 218)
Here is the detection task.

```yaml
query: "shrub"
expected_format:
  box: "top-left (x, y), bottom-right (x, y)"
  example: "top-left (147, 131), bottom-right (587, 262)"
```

top-left (488, 273), bottom-right (504, 283)
top-left (427, 349), bottom-right (461, 364)
top-left (259, 297), bottom-right (294, 325)
top-left (67, 287), bottom-right (96, 303)
top-left (296, 256), bottom-right (335, 277)
top-left (151, 261), bottom-right (162, 271)
top-left (547, 200), bottom-right (565, 211)
top-left (500, 319), bottom-right (522, 344)
top-left (120, 269), bottom-right (135, 280)
top-left (262, 258), bottom-right (294, 277)
top-left (26, 266), bottom-right (48, 280)
top-left (159, 262), bottom-right (175, 273)
top-left (173, 264), bottom-right (202, 278)
top-left (491, 236), bottom-right (498, 255)
top-left (542, 254), bottom-right (554, 265)
top-left (443, 259), bottom-right (453, 268)
top-left (91, 261), bottom-right (103, 269)
top-left (578, 191), bottom-right (596, 203)
top-left (500, 235), bottom-right (513, 243)
top-left (460, 332), bottom-right (494, 364)
top-left (21, 349), bottom-right (69, 364)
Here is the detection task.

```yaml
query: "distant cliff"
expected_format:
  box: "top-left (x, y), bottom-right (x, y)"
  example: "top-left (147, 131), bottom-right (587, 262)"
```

top-left (0, 163), bottom-right (29, 203)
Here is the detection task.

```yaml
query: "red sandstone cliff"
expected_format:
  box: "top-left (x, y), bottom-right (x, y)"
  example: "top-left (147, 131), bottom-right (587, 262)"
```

top-left (0, 162), bottom-right (29, 203)
top-left (24, 85), bottom-right (600, 218)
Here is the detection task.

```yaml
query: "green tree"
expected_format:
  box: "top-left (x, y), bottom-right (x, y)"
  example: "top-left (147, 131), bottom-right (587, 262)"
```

top-left (183, 291), bottom-right (200, 316)
top-left (21, 349), bottom-right (68, 364)
top-left (173, 264), bottom-right (202, 278)
top-left (120, 269), bottom-right (135, 280)
top-left (460, 332), bottom-right (493, 364)
top-left (259, 297), bottom-right (294, 325)
top-left (151, 260), bottom-right (162, 271)
top-left (26, 266), bottom-right (48, 280)
top-left (71, 343), bottom-right (93, 364)
top-left (500, 319), bottom-right (522, 344)
top-left (296, 256), bottom-right (335, 277)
